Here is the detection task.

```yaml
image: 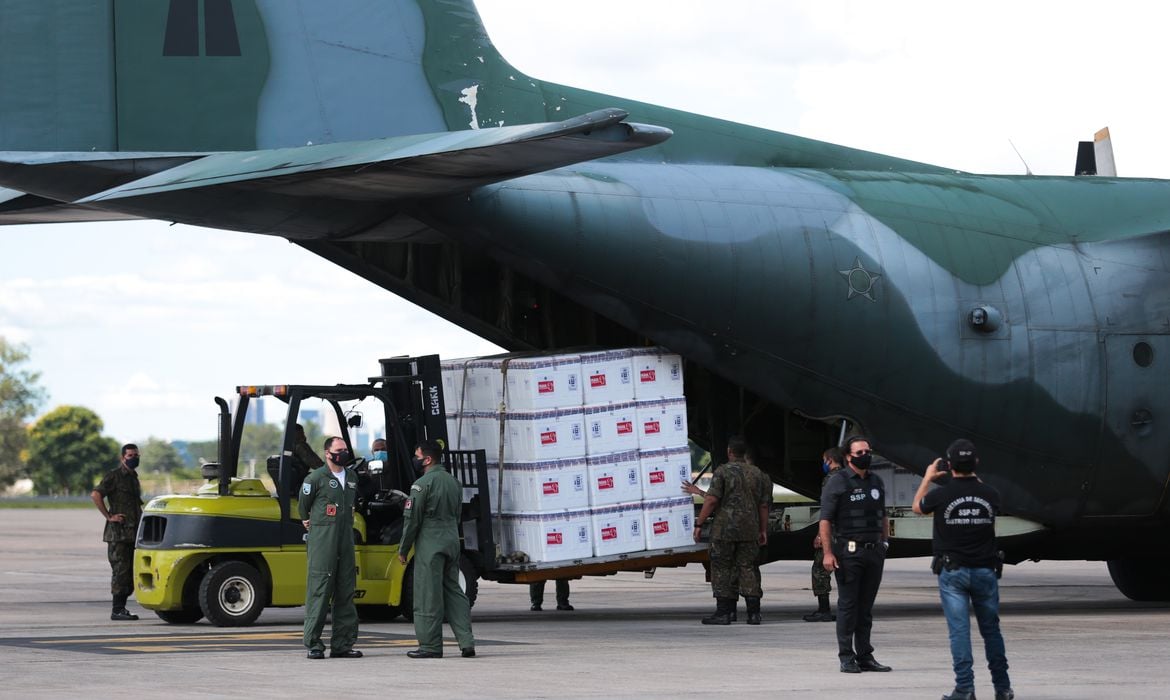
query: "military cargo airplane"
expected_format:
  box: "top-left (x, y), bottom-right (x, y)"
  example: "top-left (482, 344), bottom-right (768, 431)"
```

top-left (2, 0), bottom-right (1169, 600)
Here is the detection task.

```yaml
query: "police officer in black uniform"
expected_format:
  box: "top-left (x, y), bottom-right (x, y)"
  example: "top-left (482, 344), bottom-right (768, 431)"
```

top-left (819, 435), bottom-right (892, 674)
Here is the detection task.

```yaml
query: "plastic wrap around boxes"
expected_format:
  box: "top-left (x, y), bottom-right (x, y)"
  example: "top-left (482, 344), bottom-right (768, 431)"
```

top-left (443, 349), bottom-right (693, 563)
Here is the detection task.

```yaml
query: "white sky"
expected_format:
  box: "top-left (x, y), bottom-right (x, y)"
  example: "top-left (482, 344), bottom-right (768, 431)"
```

top-left (2, 0), bottom-right (1169, 442)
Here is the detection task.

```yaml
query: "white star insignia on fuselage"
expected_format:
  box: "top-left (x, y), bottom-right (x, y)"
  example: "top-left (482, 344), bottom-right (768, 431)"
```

top-left (839, 257), bottom-right (882, 302)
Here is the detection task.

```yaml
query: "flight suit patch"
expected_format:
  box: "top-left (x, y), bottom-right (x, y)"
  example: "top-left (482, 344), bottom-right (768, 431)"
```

top-left (329, 479), bottom-right (339, 489)
top-left (326, 504), bottom-right (337, 517)
top-left (302, 483), bottom-right (312, 495)
top-left (404, 499), bottom-right (412, 510)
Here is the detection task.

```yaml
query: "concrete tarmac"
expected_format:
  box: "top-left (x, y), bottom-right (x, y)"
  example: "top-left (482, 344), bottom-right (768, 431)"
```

top-left (2, 509), bottom-right (1167, 699)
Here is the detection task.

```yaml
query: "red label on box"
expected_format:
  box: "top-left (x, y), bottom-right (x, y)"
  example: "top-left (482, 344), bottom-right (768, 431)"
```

top-left (541, 431), bottom-right (557, 445)
top-left (616, 420), bottom-right (633, 435)
top-left (597, 476), bottom-right (614, 490)
top-left (542, 482), bottom-right (559, 495)
top-left (649, 470), bottom-right (665, 484)
top-left (640, 369), bottom-right (656, 383)
top-left (546, 532), bottom-right (563, 545)
top-left (538, 380), bottom-right (554, 393)
top-left (601, 526), bottom-right (617, 541)
top-left (653, 521), bottom-right (670, 535)
top-left (644, 420), bottom-right (661, 435)
top-left (590, 374), bottom-right (606, 388)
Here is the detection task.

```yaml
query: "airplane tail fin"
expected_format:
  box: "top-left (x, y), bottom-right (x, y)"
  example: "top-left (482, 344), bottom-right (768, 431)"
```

top-left (1075, 127), bottom-right (1117, 176)
top-left (0, 0), bottom-right (548, 154)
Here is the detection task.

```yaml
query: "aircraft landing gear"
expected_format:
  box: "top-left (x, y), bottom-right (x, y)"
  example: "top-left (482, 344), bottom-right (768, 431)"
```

top-left (1107, 559), bottom-right (1170, 601)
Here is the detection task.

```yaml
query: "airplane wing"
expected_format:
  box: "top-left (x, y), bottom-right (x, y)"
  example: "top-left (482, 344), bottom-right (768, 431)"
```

top-left (77, 108), bottom-right (669, 204)
top-left (0, 109), bottom-right (670, 233)
top-left (0, 186), bottom-right (139, 225)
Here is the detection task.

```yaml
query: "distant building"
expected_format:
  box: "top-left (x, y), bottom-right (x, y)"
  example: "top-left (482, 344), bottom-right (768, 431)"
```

top-left (300, 408), bottom-right (322, 430)
top-left (244, 397), bottom-right (266, 426)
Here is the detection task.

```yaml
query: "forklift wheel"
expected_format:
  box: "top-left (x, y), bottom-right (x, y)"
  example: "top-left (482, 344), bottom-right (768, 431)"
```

top-left (199, 560), bottom-right (267, 626)
top-left (356, 604), bottom-right (400, 622)
top-left (155, 608), bottom-right (204, 624)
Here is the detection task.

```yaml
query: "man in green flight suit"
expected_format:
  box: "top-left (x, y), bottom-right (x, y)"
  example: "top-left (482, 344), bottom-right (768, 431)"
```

top-left (398, 439), bottom-right (476, 659)
top-left (300, 436), bottom-right (362, 660)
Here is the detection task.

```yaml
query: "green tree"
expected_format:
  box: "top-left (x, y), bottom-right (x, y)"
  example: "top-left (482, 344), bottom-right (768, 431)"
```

top-left (238, 422), bottom-right (284, 472)
top-left (140, 436), bottom-right (184, 472)
top-left (181, 439), bottom-right (219, 469)
top-left (0, 338), bottom-right (47, 486)
top-left (26, 405), bottom-right (119, 495)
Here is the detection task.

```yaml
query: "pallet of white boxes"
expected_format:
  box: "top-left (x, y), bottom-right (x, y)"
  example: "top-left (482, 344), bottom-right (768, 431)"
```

top-left (443, 348), bottom-right (694, 564)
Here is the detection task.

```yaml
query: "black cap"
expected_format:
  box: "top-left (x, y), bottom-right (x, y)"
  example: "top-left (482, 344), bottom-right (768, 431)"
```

top-left (946, 439), bottom-right (978, 466)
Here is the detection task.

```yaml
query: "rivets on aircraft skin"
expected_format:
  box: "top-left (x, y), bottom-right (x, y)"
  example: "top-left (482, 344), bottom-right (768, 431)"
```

top-left (838, 257), bottom-right (881, 302)
top-left (968, 305), bottom-right (1004, 333)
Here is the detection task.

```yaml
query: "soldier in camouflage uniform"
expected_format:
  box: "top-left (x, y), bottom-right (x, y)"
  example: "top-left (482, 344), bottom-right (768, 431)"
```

top-left (692, 436), bottom-right (771, 625)
top-left (805, 446), bottom-right (843, 622)
top-left (90, 443), bottom-right (143, 621)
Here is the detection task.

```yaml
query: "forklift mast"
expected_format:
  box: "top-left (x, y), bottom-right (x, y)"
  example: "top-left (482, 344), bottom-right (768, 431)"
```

top-left (373, 355), bottom-right (448, 451)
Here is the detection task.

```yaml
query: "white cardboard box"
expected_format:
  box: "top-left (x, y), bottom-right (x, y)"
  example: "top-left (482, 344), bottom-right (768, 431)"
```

top-left (500, 508), bottom-right (593, 563)
top-left (580, 349), bottom-right (636, 404)
top-left (589, 501), bottom-right (647, 557)
top-left (440, 357), bottom-right (478, 414)
top-left (586, 449), bottom-right (642, 506)
top-left (631, 348), bottom-right (685, 399)
top-left (459, 358), bottom-right (505, 411)
top-left (500, 407), bottom-right (586, 461)
top-left (635, 397), bottom-right (689, 451)
top-left (500, 354), bottom-right (583, 410)
top-left (583, 401), bottom-right (639, 456)
top-left (642, 495), bottom-right (696, 550)
top-left (458, 411), bottom-right (500, 457)
top-left (639, 445), bottom-right (692, 500)
top-left (488, 457), bottom-right (589, 512)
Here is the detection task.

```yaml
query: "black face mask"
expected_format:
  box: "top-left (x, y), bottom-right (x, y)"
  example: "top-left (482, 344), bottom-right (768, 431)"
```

top-left (412, 457), bottom-right (425, 472)
top-left (125, 456), bottom-right (140, 469)
top-left (329, 450), bottom-right (352, 466)
top-left (850, 454), bottom-right (872, 470)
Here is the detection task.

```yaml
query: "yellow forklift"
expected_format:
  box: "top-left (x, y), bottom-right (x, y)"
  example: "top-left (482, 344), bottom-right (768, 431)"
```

top-left (133, 355), bottom-right (492, 625)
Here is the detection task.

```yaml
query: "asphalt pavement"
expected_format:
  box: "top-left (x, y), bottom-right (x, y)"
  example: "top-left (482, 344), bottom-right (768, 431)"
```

top-left (2, 509), bottom-right (1166, 699)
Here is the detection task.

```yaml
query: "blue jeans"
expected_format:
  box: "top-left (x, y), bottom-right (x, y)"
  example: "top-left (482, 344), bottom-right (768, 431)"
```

top-left (938, 567), bottom-right (1011, 692)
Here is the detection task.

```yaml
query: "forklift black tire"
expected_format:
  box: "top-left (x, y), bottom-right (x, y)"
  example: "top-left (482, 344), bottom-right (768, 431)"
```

top-left (399, 563), bottom-right (414, 623)
top-left (155, 608), bottom-right (204, 624)
top-left (199, 560), bottom-right (266, 627)
top-left (459, 553), bottom-right (479, 609)
top-left (356, 604), bottom-right (400, 623)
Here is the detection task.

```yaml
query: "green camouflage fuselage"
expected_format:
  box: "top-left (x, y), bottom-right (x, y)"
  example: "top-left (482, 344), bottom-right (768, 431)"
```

top-left (2, 0), bottom-right (1168, 557)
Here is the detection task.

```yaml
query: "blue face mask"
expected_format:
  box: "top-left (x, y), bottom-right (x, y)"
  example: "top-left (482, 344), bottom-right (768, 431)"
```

top-left (822, 461), bottom-right (831, 474)
top-left (372, 450), bottom-right (388, 462)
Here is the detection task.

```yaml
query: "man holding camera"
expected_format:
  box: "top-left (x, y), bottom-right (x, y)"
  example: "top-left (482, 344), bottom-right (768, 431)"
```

top-left (912, 439), bottom-right (1013, 700)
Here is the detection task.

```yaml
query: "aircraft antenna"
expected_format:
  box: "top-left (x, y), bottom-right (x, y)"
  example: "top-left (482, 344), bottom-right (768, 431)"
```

top-left (1008, 139), bottom-right (1033, 176)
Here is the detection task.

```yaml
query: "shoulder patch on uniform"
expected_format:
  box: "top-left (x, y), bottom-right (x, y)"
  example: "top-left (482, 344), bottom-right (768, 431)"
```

top-left (404, 498), bottom-right (412, 510)
top-left (302, 483), bottom-right (312, 495)
top-left (410, 484), bottom-right (422, 492)
top-left (871, 488), bottom-right (880, 500)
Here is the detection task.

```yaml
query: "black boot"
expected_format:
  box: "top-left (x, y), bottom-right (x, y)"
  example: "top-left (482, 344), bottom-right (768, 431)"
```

top-left (745, 596), bottom-right (762, 625)
top-left (111, 593), bottom-right (138, 621)
top-left (701, 597), bottom-right (734, 625)
top-left (730, 595), bottom-right (737, 622)
top-left (803, 594), bottom-right (835, 622)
